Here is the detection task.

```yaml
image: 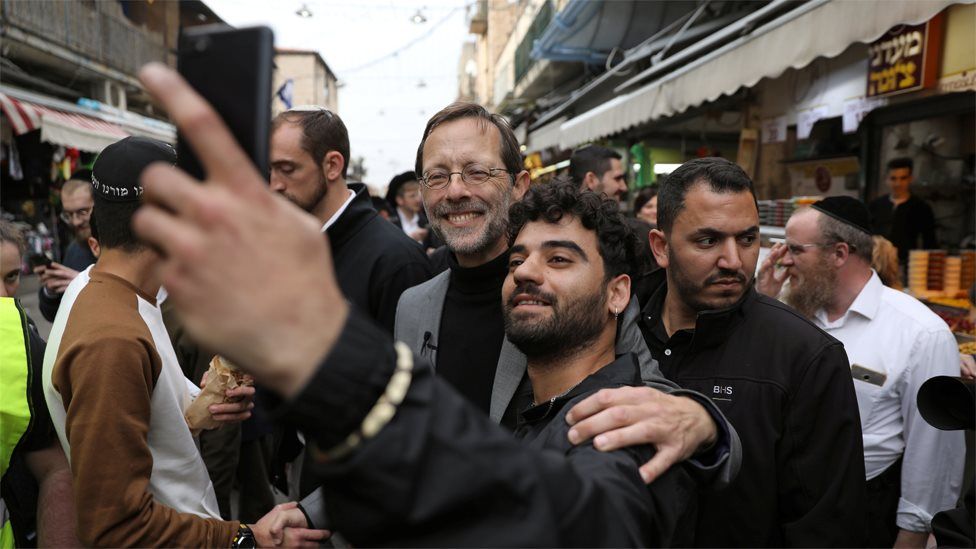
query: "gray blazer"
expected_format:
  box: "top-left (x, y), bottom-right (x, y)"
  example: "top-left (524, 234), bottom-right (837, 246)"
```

top-left (393, 271), bottom-right (687, 421)
top-left (300, 272), bottom-right (741, 528)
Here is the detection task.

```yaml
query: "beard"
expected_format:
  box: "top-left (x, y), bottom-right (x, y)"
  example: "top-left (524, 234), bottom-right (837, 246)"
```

top-left (784, 254), bottom-right (837, 319)
top-left (503, 281), bottom-right (607, 364)
top-left (74, 225), bottom-right (91, 243)
top-left (281, 173), bottom-right (328, 214)
top-left (427, 190), bottom-right (512, 256)
top-left (668, 248), bottom-right (751, 313)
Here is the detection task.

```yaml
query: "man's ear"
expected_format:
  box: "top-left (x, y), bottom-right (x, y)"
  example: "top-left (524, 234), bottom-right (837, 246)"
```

top-left (649, 228), bottom-right (669, 269)
top-left (87, 237), bottom-right (100, 259)
top-left (607, 274), bottom-right (631, 317)
top-left (832, 242), bottom-right (851, 268)
top-left (512, 170), bottom-right (531, 201)
top-left (582, 171), bottom-right (600, 192)
top-left (322, 151), bottom-right (345, 182)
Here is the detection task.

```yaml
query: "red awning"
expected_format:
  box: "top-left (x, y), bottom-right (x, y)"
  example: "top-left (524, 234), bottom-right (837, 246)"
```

top-left (0, 92), bottom-right (129, 152)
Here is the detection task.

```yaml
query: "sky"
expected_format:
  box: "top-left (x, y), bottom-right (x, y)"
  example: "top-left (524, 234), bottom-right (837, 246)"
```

top-left (206, 0), bottom-right (474, 193)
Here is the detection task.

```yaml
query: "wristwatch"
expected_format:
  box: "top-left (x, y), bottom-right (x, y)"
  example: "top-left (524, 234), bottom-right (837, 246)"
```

top-left (231, 524), bottom-right (256, 549)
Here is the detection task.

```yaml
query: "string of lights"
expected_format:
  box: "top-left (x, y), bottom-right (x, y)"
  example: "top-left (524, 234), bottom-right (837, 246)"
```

top-left (337, 5), bottom-right (467, 74)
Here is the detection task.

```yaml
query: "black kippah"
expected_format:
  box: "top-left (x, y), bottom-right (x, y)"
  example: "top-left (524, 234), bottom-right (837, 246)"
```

top-left (92, 136), bottom-right (176, 203)
top-left (811, 196), bottom-right (873, 235)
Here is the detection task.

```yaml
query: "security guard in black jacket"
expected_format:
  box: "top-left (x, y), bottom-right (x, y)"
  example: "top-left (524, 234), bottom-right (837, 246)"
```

top-left (639, 158), bottom-right (866, 547)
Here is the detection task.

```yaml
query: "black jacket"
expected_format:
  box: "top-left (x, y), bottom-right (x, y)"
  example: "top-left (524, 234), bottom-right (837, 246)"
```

top-left (637, 270), bottom-right (866, 547)
top-left (38, 240), bottom-right (96, 321)
top-left (289, 183), bottom-right (433, 496)
top-left (327, 184), bottom-right (432, 334)
top-left (276, 309), bottom-right (696, 547)
top-left (868, 194), bottom-right (937, 263)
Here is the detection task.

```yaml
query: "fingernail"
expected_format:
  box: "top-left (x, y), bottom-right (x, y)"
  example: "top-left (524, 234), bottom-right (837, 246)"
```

top-left (565, 414), bottom-right (576, 426)
top-left (567, 429), bottom-right (580, 444)
top-left (640, 470), bottom-right (652, 483)
top-left (594, 435), bottom-right (607, 449)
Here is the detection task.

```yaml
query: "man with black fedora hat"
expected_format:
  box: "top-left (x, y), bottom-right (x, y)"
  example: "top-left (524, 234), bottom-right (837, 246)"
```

top-left (759, 195), bottom-right (964, 548)
top-left (385, 170), bottom-right (428, 242)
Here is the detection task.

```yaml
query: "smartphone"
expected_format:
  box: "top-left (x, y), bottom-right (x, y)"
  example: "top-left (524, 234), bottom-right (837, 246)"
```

top-left (851, 364), bottom-right (887, 387)
top-left (27, 253), bottom-right (52, 270)
top-left (177, 25), bottom-right (274, 181)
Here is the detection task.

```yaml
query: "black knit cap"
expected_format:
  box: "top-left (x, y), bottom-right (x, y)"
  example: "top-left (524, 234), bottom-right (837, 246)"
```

top-left (92, 136), bottom-right (176, 203)
top-left (811, 196), bottom-right (873, 235)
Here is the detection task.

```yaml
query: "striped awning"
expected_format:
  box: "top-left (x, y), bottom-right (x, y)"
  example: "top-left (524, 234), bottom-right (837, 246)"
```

top-left (0, 92), bottom-right (129, 152)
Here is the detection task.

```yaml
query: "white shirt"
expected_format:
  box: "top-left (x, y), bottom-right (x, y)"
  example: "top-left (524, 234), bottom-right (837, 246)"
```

top-left (319, 189), bottom-right (357, 233)
top-left (398, 207), bottom-right (421, 236)
top-left (813, 271), bottom-right (963, 532)
top-left (43, 267), bottom-right (221, 519)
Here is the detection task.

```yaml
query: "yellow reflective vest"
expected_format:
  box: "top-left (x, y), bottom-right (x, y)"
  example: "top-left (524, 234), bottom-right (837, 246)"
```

top-left (0, 297), bottom-right (36, 549)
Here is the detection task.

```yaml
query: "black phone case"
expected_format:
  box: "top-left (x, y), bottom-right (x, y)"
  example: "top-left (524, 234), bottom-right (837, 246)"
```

top-left (176, 25), bottom-right (274, 181)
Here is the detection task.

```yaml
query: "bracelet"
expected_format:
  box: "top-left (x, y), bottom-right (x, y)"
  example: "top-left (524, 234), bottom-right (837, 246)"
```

top-left (310, 341), bottom-right (414, 463)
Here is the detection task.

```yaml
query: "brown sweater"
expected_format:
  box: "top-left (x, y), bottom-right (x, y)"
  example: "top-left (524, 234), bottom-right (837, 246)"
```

top-left (43, 269), bottom-right (237, 547)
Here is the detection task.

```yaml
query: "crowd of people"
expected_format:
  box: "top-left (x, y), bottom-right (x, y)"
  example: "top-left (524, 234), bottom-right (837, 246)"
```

top-left (0, 60), bottom-right (972, 548)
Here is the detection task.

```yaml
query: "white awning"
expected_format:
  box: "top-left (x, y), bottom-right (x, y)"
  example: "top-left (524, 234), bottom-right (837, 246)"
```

top-left (0, 85), bottom-right (175, 152)
top-left (0, 91), bottom-right (128, 152)
top-left (526, 116), bottom-right (566, 151)
top-left (553, 0), bottom-right (968, 149)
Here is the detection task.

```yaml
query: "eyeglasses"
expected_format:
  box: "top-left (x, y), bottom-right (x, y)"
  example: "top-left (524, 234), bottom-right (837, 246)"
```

top-left (421, 165), bottom-right (512, 190)
top-left (60, 207), bottom-right (92, 224)
top-left (785, 240), bottom-right (856, 256)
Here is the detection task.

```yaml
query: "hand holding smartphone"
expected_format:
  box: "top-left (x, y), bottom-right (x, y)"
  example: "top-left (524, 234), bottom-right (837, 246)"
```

top-left (176, 25), bottom-right (274, 181)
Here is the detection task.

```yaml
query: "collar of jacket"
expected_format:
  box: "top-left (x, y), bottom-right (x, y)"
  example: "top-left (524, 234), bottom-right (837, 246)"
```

top-left (639, 268), bottom-right (755, 350)
top-left (325, 183), bottom-right (376, 249)
top-left (519, 353), bottom-right (643, 425)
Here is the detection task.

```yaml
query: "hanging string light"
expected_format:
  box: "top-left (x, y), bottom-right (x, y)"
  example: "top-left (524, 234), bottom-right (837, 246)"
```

top-left (410, 8), bottom-right (428, 24)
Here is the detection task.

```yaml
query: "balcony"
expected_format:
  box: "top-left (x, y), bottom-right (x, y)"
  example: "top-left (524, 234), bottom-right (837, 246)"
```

top-left (513, 0), bottom-right (552, 85)
top-left (1, 0), bottom-right (168, 78)
top-left (468, 0), bottom-right (487, 35)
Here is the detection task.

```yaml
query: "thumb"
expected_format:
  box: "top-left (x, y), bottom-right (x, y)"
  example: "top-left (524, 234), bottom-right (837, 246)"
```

top-left (639, 446), bottom-right (681, 484)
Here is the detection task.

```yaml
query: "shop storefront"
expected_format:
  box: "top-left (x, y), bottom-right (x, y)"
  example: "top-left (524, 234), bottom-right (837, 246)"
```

top-left (0, 85), bottom-right (175, 262)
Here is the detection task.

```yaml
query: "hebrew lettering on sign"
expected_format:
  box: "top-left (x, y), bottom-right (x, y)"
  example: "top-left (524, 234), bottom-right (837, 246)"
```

top-left (869, 31), bottom-right (924, 68)
top-left (868, 61), bottom-right (918, 95)
top-left (866, 15), bottom-right (941, 98)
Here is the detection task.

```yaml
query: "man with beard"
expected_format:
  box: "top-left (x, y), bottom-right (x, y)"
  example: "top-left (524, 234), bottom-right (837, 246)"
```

top-left (135, 96), bottom-right (696, 541)
top-left (270, 106), bottom-right (432, 333)
top-left (393, 103), bottom-right (736, 484)
top-left (757, 196), bottom-right (963, 548)
top-left (637, 157), bottom-right (866, 546)
top-left (35, 173), bottom-right (98, 321)
top-left (270, 107), bottom-right (433, 509)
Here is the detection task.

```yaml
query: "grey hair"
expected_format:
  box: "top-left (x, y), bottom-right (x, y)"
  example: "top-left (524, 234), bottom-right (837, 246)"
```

top-left (817, 211), bottom-right (873, 262)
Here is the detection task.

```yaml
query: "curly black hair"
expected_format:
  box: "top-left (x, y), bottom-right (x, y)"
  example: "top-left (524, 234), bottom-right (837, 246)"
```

top-left (507, 176), bottom-right (640, 281)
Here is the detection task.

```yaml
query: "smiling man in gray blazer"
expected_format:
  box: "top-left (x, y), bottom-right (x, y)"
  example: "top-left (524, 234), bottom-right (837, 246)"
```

top-left (395, 102), bottom-right (740, 485)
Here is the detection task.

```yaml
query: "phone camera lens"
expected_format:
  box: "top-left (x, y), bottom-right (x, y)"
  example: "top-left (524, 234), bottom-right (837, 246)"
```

top-left (194, 36), bottom-right (211, 53)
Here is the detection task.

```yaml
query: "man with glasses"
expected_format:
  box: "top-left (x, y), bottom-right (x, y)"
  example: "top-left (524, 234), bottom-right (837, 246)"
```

top-left (393, 102), bottom-right (734, 478)
top-left (758, 196), bottom-right (963, 548)
top-left (269, 106), bottom-right (432, 504)
top-left (34, 173), bottom-right (97, 321)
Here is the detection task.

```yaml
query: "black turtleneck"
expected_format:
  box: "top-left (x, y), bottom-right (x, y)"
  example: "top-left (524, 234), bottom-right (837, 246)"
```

top-left (436, 250), bottom-right (510, 414)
